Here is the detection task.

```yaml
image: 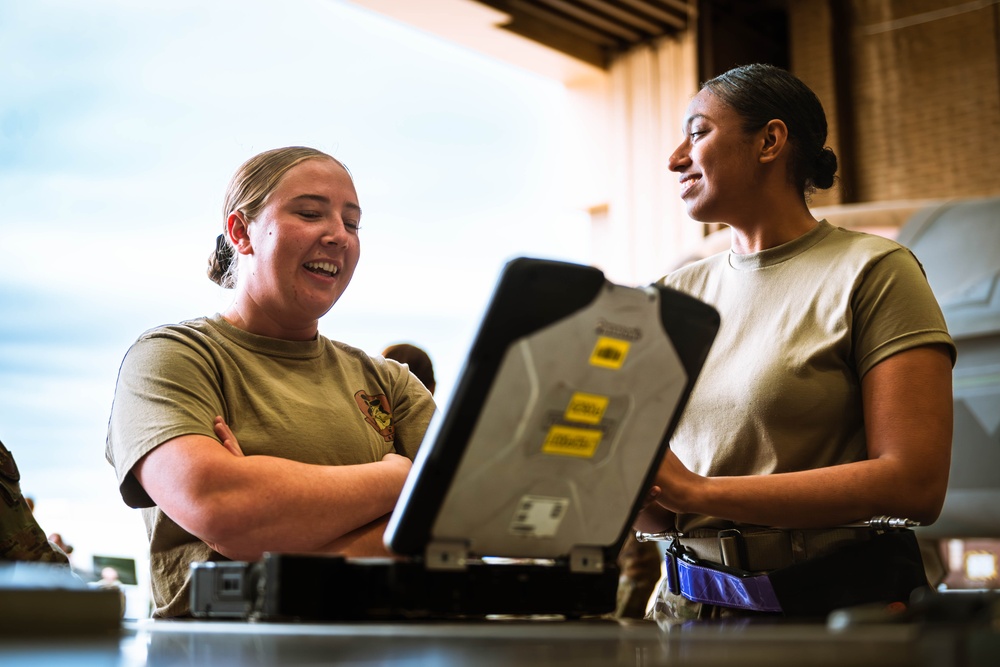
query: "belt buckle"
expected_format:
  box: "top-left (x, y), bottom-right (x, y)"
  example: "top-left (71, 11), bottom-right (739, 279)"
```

top-left (717, 528), bottom-right (748, 570)
top-left (664, 537), bottom-right (685, 595)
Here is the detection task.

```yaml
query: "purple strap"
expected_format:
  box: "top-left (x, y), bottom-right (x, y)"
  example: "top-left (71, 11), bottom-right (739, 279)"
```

top-left (666, 553), bottom-right (783, 613)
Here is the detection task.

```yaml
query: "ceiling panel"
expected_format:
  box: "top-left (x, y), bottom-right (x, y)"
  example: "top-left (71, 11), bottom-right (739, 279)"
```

top-left (470, 0), bottom-right (693, 68)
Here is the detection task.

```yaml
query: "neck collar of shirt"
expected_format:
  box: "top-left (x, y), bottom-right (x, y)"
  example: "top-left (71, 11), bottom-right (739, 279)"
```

top-left (727, 219), bottom-right (835, 271)
top-left (206, 313), bottom-right (324, 359)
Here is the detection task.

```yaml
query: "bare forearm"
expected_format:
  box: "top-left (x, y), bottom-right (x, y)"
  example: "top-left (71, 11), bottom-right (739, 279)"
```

top-left (652, 346), bottom-right (953, 530)
top-left (137, 440), bottom-right (409, 561)
top-left (661, 456), bottom-right (946, 529)
top-left (199, 457), bottom-right (404, 559)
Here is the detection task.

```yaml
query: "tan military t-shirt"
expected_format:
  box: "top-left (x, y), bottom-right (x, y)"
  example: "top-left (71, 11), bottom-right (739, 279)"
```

top-left (106, 314), bottom-right (436, 617)
top-left (660, 220), bottom-right (955, 533)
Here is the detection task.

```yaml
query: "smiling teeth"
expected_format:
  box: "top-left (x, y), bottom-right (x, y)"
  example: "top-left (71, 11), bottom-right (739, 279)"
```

top-left (305, 261), bottom-right (338, 275)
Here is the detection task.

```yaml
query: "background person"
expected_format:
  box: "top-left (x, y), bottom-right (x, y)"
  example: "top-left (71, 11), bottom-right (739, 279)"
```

top-left (635, 64), bottom-right (955, 622)
top-left (1, 441), bottom-right (70, 564)
top-left (106, 146), bottom-right (435, 618)
top-left (382, 343), bottom-right (436, 395)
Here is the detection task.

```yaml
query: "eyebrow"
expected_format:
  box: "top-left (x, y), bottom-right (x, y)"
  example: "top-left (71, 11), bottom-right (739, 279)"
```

top-left (289, 193), bottom-right (362, 215)
top-left (682, 113), bottom-right (708, 131)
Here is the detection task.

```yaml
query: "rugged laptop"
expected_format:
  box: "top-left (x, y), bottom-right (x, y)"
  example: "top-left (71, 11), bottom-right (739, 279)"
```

top-left (190, 257), bottom-right (719, 620)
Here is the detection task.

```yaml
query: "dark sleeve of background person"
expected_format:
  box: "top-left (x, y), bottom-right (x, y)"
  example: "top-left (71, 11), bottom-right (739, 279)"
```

top-left (0, 439), bottom-right (71, 564)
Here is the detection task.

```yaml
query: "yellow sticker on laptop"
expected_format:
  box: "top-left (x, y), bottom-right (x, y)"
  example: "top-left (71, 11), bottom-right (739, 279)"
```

top-left (541, 424), bottom-right (603, 458)
top-left (564, 392), bottom-right (609, 425)
top-left (589, 336), bottom-right (630, 369)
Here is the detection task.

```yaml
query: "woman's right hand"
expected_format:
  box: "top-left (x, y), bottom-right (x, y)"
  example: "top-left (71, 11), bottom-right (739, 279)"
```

top-left (212, 415), bottom-right (245, 457)
top-left (652, 449), bottom-right (702, 514)
top-left (633, 486), bottom-right (677, 534)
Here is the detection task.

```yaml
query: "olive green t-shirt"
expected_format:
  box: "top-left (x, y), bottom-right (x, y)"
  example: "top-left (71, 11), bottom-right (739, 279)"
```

top-left (105, 314), bottom-right (436, 617)
top-left (660, 220), bottom-right (955, 533)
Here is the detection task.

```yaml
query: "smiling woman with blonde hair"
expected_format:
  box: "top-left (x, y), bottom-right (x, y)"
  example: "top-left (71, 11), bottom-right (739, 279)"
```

top-left (106, 146), bottom-right (435, 618)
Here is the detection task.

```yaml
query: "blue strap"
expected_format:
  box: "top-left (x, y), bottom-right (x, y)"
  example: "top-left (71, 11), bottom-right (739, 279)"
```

top-left (666, 552), bottom-right (783, 613)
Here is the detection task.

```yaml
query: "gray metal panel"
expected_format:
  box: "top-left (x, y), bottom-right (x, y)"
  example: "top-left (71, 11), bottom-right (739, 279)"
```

top-left (431, 283), bottom-right (686, 558)
top-left (900, 196), bottom-right (1000, 538)
top-left (896, 196), bottom-right (1000, 340)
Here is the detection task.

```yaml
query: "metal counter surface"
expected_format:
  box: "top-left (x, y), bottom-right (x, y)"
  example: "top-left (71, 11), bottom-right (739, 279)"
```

top-left (3, 616), bottom-right (996, 667)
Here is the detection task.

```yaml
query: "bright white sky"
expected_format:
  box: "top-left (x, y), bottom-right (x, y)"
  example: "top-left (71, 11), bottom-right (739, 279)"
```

top-left (0, 0), bottom-right (590, 608)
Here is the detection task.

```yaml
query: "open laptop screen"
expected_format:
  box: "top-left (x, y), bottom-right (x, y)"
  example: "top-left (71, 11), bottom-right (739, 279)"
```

top-left (385, 257), bottom-right (719, 568)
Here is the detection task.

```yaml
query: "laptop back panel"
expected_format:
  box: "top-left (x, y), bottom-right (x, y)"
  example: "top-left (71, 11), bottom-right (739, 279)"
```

top-left (386, 257), bottom-right (719, 567)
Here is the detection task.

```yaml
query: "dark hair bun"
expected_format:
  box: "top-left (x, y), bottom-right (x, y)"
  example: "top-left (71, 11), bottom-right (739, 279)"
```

top-left (812, 147), bottom-right (838, 190)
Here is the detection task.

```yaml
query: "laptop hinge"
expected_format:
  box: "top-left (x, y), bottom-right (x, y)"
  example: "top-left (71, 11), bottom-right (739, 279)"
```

top-left (425, 540), bottom-right (469, 571)
top-left (569, 546), bottom-right (605, 574)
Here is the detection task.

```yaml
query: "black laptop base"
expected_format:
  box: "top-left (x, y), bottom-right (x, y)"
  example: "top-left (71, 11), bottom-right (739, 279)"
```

top-left (192, 554), bottom-right (620, 621)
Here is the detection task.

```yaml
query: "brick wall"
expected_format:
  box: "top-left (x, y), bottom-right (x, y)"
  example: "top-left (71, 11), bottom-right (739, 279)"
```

top-left (789, 0), bottom-right (842, 207)
top-left (788, 0), bottom-right (1000, 204)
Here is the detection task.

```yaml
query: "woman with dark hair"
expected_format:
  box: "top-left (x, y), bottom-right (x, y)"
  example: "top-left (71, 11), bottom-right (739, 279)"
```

top-left (106, 147), bottom-right (435, 618)
top-left (636, 64), bottom-right (955, 622)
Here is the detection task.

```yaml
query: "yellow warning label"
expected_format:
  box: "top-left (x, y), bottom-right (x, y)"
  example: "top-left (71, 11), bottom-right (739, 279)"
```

top-left (541, 425), bottom-right (603, 458)
top-left (564, 392), bottom-right (609, 425)
top-left (589, 336), bottom-right (630, 369)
